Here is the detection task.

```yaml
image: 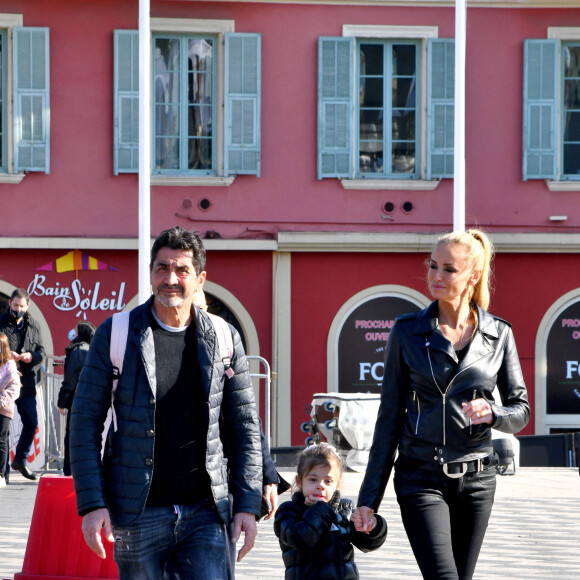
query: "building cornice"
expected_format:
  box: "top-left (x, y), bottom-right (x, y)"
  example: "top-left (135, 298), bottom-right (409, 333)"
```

top-left (2, 233), bottom-right (580, 253)
top-left (164, 0), bottom-right (580, 8)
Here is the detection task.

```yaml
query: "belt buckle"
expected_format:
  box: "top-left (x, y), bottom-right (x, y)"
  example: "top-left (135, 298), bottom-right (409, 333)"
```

top-left (442, 462), bottom-right (467, 479)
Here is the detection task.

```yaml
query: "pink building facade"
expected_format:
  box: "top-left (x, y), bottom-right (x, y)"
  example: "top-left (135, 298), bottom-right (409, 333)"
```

top-left (1, 0), bottom-right (580, 446)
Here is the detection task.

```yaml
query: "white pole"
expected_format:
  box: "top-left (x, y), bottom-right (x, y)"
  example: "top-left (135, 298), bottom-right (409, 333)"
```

top-left (453, 0), bottom-right (466, 232)
top-left (138, 0), bottom-right (151, 303)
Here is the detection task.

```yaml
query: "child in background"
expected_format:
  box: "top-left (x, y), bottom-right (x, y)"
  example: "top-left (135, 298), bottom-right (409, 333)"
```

top-left (0, 332), bottom-right (21, 487)
top-left (274, 443), bottom-right (387, 579)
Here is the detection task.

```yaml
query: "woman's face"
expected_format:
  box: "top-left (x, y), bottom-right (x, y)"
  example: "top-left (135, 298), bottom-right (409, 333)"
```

top-left (428, 243), bottom-right (479, 306)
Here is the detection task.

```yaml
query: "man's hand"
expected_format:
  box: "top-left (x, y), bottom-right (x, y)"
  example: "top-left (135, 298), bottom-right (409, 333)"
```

top-left (81, 508), bottom-right (114, 559)
top-left (262, 484), bottom-right (279, 520)
top-left (58, 408), bottom-right (66, 416)
top-left (19, 352), bottom-right (32, 364)
top-left (231, 512), bottom-right (257, 562)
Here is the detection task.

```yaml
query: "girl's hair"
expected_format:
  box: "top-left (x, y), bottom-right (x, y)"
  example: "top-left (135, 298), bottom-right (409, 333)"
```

top-left (295, 442), bottom-right (343, 486)
top-left (70, 321), bottom-right (96, 347)
top-left (434, 229), bottom-right (494, 310)
top-left (0, 332), bottom-right (11, 366)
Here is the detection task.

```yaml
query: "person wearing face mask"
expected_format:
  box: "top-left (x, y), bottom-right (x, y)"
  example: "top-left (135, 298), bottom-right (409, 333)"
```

top-left (0, 288), bottom-right (45, 482)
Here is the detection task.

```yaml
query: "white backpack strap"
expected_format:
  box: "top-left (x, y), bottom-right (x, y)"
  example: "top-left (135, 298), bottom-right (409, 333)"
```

top-left (206, 311), bottom-right (235, 379)
top-left (108, 311), bottom-right (130, 433)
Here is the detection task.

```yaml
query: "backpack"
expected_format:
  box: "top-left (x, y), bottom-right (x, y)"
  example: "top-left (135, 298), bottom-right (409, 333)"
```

top-left (101, 309), bottom-right (234, 449)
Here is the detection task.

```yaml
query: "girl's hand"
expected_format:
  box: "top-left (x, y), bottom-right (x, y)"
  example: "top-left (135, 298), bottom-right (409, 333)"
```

top-left (353, 506), bottom-right (375, 533)
top-left (462, 397), bottom-right (493, 425)
top-left (304, 494), bottom-right (321, 506)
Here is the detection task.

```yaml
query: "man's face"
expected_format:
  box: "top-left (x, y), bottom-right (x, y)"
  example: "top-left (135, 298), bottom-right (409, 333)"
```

top-left (9, 296), bottom-right (29, 320)
top-left (150, 247), bottom-right (205, 309)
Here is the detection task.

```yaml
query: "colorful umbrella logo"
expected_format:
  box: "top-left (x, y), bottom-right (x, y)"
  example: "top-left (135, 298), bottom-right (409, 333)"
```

top-left (36, 250), bottom-right (118, 277)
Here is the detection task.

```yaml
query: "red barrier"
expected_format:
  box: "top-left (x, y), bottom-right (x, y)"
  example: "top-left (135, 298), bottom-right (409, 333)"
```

top-left (14, 475), bottom-right (118, 580)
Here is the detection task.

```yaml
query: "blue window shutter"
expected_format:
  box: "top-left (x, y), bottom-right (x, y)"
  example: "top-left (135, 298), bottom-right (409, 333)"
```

top-left (523, 39), bottom-right (558, 181)
top-left (317, 37), bottom-right (354, 180)
top-left (114, 30), bottom-right (139, 174)
top-left (427, 38), bottom-right (454, 180)
top-left (224, 33), bottom-right (261, 176)
top-left (13, 27), bottom-right (50, 174)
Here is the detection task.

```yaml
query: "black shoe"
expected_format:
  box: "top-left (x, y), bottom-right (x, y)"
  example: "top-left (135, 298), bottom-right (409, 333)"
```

top-left (11, 460), bottom-right (38, 481)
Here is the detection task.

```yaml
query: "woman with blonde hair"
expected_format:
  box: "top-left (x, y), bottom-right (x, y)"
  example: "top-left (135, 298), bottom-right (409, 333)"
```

top-left (356, 229), bottom-right (530, 579)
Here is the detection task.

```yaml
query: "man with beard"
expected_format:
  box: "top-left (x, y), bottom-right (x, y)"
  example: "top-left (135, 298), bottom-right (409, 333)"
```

top-left (70, 226), bottom-right (262, 579)
top-left (0, 288), bottom-right (45, 481)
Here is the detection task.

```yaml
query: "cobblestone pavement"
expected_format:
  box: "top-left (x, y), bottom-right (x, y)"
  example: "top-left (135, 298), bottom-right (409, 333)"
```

top-left (1, 467), bottom-right (579, 579)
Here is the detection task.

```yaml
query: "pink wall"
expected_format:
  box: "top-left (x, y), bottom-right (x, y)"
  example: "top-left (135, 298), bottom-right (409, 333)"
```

top-left (1, 2), bottom-right (579, 239)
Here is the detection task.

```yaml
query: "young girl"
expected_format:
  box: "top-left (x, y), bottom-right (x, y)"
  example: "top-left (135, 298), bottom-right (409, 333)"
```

top-left (0, 331), bottom-right (21, 487)
top-left (274, 443), bottom-right (387, 579)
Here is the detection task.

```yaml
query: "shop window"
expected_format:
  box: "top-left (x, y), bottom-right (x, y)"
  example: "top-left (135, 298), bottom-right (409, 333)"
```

top-left (0, 16), bottom-right (50, 181)
top-left (317, 27), bottom-right (454, 186)
top-left (523, 32), bottom-right (580, 183)
top-left (113, 20), bottom-right (261, 181)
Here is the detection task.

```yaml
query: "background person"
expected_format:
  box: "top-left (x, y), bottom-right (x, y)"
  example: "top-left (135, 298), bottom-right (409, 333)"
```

top-left (70, 226), bottom-right (263, 579)
top-left (0, 288), bottom-right (45, 481)
top-left (356, 229), bottom-right (530, 580)
top-left (0, 332), bottom-right (22, 488)
top-left (57, 321), bottom-right (96, 476)
top-left (274, 443), bottom-right (386, 579)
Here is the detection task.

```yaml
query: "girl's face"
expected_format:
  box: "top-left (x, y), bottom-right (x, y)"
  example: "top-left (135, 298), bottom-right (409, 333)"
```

top-left (298, 462), bottom-right (340, 503)
top-left (428, 243), bottom-right (480, 306)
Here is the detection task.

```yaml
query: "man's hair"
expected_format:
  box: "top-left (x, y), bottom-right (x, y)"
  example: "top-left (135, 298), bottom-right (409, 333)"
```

top-left (10, 288), bottom-right (30, 304)
top-left (150, 226), bottom-right (206, 275)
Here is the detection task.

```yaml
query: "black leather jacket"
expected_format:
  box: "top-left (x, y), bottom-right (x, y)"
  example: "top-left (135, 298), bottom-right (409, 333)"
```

top-left (358, 302), bottom-right (530, 511)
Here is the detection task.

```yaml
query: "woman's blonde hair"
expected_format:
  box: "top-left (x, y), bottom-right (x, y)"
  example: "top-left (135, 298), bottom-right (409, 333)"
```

top-left (0, 332), bottom-right (11, 366)
top-left (435, 229), bottom-right (494, 310)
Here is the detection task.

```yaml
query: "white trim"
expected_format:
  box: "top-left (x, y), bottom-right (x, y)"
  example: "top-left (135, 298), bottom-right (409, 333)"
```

top-left (150, 18), bottom-right (235, 34)
top-left (0, 173), bottom-right (25, 184)
top-left (343, 25), bottom-right (438, 39)
top-left (165, 1), bottom-right (580, 7)
top-left (534, 288), bottom-right (580, 434)
top-left (341, 179), bottom-right (440, 190)
top-left (546, 180), bottom-right (580, 192)
top-left (547, 27), bottom-right (580, 40)
top-left (151, 176), bottom-right (235, 187)
top-left (272, 252), bottom-right (292, 446)
top-left (327, 285), bottom-right (430, 392)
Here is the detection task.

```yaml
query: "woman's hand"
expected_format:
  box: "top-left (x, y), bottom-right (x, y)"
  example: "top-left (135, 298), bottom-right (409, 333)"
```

top-left (353, 506), bottom-right (375, 533)
top-left (462, 398), bottom-right (493, 425)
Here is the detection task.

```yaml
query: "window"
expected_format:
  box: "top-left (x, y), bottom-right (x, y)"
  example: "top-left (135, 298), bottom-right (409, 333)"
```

top-left (0, 15), bottom-right (50, 181)
top-left (523, 34), bottom-right (580, 183)
top-left (114, 20), bottom-right (261, 181)
top-left (317, 28), bottom-right (454, 187)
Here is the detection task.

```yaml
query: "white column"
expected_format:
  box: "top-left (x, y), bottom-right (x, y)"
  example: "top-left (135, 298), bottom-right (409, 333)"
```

top-left (138, 0), bottom-right (152, 303)
top-left (453, 0), bottom-right (467, 232)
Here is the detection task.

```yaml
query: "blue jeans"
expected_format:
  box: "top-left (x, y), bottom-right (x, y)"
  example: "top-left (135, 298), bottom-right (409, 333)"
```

top-left (394, 463), bottom-right (496, 580)
top-left (14, 395), bottom-right (38, 463)
top-left (113, 499), bottom-right (235, 580)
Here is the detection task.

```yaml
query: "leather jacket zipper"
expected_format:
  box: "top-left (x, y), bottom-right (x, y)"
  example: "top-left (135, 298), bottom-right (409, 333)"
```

top-left (412, 390), bottom-right (421, 435)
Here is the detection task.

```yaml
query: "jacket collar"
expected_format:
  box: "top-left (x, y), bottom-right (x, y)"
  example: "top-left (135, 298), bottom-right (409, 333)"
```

top-left (413, 301), bottom-right (499, 364)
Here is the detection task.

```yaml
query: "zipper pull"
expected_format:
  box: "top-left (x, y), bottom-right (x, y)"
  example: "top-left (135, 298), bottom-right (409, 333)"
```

top-left (470, 389), bottom-right (477, 434)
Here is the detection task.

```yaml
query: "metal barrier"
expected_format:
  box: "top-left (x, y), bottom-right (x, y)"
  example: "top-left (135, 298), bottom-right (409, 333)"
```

top-left (38, 355), bottom-right (65, 472)
top-left (247, 355), bottom-right (272, 447)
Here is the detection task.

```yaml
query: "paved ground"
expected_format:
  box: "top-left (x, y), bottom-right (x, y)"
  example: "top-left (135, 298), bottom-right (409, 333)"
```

top-left (1, 467), bottom-right (579, 579)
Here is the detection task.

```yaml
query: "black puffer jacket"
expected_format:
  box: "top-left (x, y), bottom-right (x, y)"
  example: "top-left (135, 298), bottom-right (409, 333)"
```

top-left (57, 342), bottom-right (89, 410)
top-left (274, 491), bottom-right (387, 580)
top-left (0, 311), bottom-right (45, 397)
top-left (358, 301), bottom-right (530, 511)
top-left (70, 297), bottom-right (263, 527)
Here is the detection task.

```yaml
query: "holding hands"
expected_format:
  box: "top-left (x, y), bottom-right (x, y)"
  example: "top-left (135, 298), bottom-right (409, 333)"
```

top-left (353, 506), bottom-right (377, 533)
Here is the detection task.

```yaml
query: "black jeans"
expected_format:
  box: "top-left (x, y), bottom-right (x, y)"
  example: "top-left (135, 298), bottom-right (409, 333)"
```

top-left (13, 395), bottom-right (38, 462)
top-left (394, 462), bottom-right (496, 580)
top-left (0, 415), bottom-right (11, 478)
